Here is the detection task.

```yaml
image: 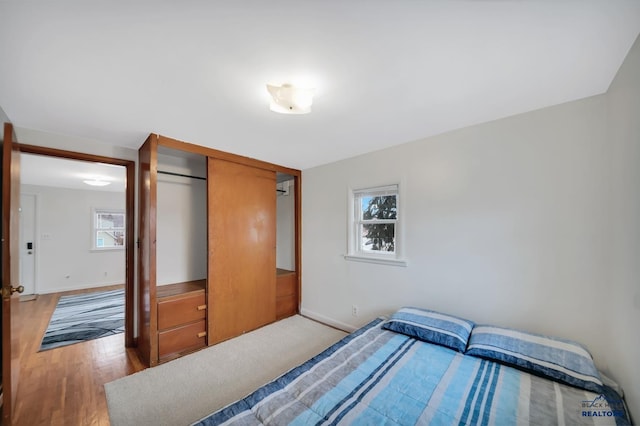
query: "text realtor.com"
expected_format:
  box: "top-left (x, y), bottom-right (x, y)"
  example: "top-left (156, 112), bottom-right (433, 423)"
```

top-left (581, 395), bottom-right (626, 418)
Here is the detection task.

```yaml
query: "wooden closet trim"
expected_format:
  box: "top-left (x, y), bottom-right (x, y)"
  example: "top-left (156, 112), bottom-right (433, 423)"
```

top-left (294, 174), bottom-right (301, 311)
top-left (18, 144), bottom-right (136, 347)
top-left (137, 135), bottom-right (157, 365)
top-left (155, 134), bottom-right (301, 177)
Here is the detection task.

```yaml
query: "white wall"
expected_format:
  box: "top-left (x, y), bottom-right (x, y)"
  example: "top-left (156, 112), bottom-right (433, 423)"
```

top-left (303, 95), bottom-right (615, 360)
top-left (14, 127), bottom-right (138, 162)
top-left (22, 184), bottom-right (125, 293)
top-left (303, 94), bottom-right (609, 336)
top-left (156, 177), bottom-right (207, 285)
top-left (277, 179), bottom-right (295, 271)
top-left (0, 105), bottom-right (9, 124)
top-left (605, 35), bottom-right (640, 421)
top-left (156, 152), bottom-right (207, 285)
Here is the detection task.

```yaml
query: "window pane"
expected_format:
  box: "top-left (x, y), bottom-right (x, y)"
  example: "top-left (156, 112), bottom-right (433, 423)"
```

top-left (96, 230), bottom-right (125, 248)
top-left (360, 195), bottom-right (397, 220)
top-left (97, 213), bottom-right (125, 229)
top-left (361, 223), bottom-right (395, 252)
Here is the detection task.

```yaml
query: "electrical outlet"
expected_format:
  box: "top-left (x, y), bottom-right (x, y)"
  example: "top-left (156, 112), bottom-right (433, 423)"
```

top-left (352, 305), bottom-right (358, 317)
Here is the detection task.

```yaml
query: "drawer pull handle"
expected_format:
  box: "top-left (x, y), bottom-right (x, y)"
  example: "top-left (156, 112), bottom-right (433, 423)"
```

top-left (197, 331), bottom-right (207, 338)
top-left (197, 304), bottom-right (207, 311)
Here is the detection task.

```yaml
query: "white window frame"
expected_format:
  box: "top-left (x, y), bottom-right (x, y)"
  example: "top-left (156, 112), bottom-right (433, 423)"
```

top-left (345, 184), bottom-right (407, 267)
top-left (91, 208), bottom-right (126, 251)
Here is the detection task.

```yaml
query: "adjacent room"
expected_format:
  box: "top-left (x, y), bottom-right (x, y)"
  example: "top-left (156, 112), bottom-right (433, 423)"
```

top-left (19, 153), bottom-right (127, 350)
top-left (0, 1), bottom-right (639, 425)
top-left (19, 154), bottom-right (127, 294)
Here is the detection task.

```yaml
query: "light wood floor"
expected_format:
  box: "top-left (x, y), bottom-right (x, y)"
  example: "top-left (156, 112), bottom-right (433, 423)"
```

top-left (12, 286), bottom-right (145, 426)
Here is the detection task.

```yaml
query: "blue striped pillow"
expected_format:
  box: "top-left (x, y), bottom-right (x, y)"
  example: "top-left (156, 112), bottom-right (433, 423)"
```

top-left (466, 325), bottom-right (603, 392)
top-left (382, 307), bottom-right (474, 352)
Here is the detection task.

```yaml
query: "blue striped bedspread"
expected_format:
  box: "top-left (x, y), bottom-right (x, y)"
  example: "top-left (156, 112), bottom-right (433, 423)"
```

top-left (194, 318), bottom-right (631, 425)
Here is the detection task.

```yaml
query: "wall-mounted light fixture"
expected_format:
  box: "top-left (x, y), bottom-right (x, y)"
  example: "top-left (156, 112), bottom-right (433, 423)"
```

top-left (83, 179), bottom-right (111, 187)
top-left (266, 83), bottom-right (315, 114)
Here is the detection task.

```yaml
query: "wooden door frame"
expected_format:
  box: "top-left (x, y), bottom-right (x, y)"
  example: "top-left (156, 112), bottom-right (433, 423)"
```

top-left (18, 144), bottom-right (136, 347)
top-left (2, 122), bottom-right (21, 424)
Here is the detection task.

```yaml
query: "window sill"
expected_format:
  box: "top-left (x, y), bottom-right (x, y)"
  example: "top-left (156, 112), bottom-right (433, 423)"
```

top-left (90, 248), bottom-right (125, 253)
top-left (344, 254), bottom-right (408, 267)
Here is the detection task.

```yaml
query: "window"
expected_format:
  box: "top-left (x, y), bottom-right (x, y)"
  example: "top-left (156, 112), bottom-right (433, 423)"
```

top-left (93, 209), bottom-right (125, 250)
top-left (346, 184), bottom-right (407, 266)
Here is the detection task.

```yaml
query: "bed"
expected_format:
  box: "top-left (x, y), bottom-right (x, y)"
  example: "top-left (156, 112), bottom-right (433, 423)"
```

top-left (193, 309), bottom-right (631, 425)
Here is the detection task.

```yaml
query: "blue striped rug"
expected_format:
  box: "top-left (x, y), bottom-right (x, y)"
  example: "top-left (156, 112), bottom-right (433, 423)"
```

top-left (39, 288), bottom-right (125, 351)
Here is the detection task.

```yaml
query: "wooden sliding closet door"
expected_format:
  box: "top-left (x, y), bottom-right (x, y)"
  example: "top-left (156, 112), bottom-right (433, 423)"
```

top-left (208, 158), bottom-right (276, 344)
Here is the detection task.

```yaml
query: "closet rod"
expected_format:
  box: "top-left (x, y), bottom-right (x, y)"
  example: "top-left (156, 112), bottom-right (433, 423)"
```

top-left (159, 170), bottom-right (287, 193)
top-left (158, 170), bottom-right (206, 180)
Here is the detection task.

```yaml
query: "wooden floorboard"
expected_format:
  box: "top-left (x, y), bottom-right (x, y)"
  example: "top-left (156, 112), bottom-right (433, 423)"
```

top-left (12, 286), bottom-right (145, 426)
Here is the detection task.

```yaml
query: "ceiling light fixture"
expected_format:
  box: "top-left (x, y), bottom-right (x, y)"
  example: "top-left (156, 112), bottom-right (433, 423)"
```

top-left (83, 179), bottom-right (111, 187)
top-left (266, 83), bottom-right (315, 114)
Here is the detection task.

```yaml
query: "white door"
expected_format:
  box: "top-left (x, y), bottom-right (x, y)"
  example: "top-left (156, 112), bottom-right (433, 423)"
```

top-left (19, 193), bottom-right (36, 295)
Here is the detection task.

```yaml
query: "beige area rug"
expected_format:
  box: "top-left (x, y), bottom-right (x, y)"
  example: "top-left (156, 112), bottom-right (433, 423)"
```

top-left (105, 315), bottom-right (347, 426)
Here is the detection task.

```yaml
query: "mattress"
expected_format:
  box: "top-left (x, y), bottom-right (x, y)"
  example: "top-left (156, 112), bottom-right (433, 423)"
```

top-left (194, 318), bottom-right (630, 425)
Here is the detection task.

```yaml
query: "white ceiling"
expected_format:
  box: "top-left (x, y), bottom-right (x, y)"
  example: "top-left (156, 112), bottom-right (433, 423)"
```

top-left (1, 1), bottom-right (639, 170)
top-left (20, 153), bottom-right (126, 192)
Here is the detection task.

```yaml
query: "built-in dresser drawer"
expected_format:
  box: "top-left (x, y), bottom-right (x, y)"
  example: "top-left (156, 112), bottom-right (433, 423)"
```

top-left (276, 272), bottom-right (296, 298)
top-left (276, 269), bottom-right (297, 320)
top-left (158, 320), bottom-right (206, 358)
top-left (276, 296), bottom-right (297, 319)
top-left (158, 292), bottom-right (206, 330)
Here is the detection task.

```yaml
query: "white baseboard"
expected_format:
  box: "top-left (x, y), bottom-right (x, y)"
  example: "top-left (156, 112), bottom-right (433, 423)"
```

top-left (37, 281), bottom-right (124, 295)
top-left (300, 307), bottom-right (358, 333)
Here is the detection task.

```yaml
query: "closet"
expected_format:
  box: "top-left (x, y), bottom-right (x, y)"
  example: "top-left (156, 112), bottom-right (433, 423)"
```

top-left (137, 134), bottom-right (300, 366)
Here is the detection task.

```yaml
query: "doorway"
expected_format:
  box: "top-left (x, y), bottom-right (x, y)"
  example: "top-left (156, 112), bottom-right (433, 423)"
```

top-left (18, 144), bottom-right (135, 347)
